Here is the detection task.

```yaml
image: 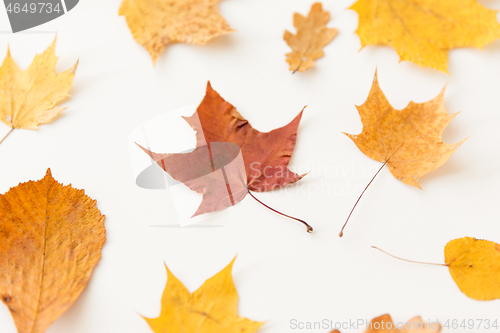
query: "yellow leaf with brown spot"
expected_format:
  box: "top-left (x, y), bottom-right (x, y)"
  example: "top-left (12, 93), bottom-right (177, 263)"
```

top-left (284, 3), bottom-right (337, 72)
top-left (351, 0), bottom-right (500, 73)
top-left (144, 258), bottom-right (264, 333)
top-left (445, 237), bottom-right (500, 301)
top-left (345, 72), bottom-right (465, 189)
top-left (0, 169), bottom-right (105, 333)
top-left (119, 0), bottom-right (234, 64)
top-left (0, 38), bottom-right (77, 131)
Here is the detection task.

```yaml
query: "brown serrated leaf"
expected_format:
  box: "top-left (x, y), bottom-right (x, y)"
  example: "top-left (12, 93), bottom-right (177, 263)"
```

top-left (119, 0), bottom-right (234, 64)
top-left (284, 3), bottom-right (338, 72)
top-left (0, 169), bottom-right (105, 333)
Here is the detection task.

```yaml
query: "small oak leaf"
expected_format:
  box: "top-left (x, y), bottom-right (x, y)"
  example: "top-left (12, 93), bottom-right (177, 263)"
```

top-left (284, 3), bottom-right (338, 72)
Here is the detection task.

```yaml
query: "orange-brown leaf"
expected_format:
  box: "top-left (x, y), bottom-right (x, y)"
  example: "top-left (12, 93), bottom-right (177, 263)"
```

top-left (119, 0), bottom-right (234, 64)
top-left (345, 72), bottom-right (466, 188)
top-left (331, 314), bottom-right (441, 332)
top-left (0, 169), bottom-right (105, 333)
top-left (284, 3), bottom-right (338, 72)
top-left (364, 314), bottom-right (442, 332)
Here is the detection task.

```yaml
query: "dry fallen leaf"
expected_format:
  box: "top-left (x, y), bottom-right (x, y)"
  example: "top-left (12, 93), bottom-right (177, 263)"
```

top-left (330, 314), bottom-right (441, 332)
top-left (346, 72), bottom-right (465, 188)
top-left (138, 142), bottom-right (247, 217)
top-left (340, 72), bottom-right (465, 236)
top-left (119, 0), bottom-right (234, 64)
top-left (0, 169), bottom-right (105, 333)
top-left (284, 3), bottom-right (337, 72)
top-left (445, 237), bottom-right (500, 301)
top-left (0, 38), bottom-right (77, 144)
top-left (365, 314), bottom-right (441, 333)
top-left (351, 0), bottom-right (500, 72)
top-left (144, 258), bottom-right (264, 333)
top-left (184, 82), bottom-right (305, 192)
top-left (139, 82), bottom-right (312, 231)
top-left (374, 237), bottom-right (500, 301)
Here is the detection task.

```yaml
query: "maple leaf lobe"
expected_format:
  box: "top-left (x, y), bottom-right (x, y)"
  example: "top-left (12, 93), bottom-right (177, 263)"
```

top-left (137, 142), bottom-right (247, 216)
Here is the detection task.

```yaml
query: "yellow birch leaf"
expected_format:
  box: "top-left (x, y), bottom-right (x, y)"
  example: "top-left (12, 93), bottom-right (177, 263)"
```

top-left (144, 258), bottom-right (264, 333)
top-left (284, 3), bottom-right (338, 72)
top-left (119, 0), bottom-right (234, 64)
top-left (351, 0), bottom-right (500, 73)
top-left (0, 169), bottom-right (105, 333)
top-left (345, 72), bottom-right (466, 189)
top-left (0, 38), bottom-right (77, 130)
top-left (445, 237), bottom-right (500, 301)
top-left (373, 237), bottom-right (500, 301)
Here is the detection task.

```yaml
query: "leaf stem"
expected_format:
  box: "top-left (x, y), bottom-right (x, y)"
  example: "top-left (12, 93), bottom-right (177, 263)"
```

top-left (0, 128), bottom-right (13, 145)
top-left (339, 143), bottom-right (404, 237)
top-left (247, 189), bottom-right (313, 233)
top-left (372, 246), bottom-right (448, 267)
top-left (339, 162), bottom-right (386, 237)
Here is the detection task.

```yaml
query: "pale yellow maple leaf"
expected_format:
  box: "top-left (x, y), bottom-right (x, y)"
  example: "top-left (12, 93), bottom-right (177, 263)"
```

top-left (0, 38), bottom-right (77, 132)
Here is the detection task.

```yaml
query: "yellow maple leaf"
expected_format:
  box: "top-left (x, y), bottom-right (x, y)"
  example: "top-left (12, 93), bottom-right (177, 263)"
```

top-left (0, 38), bottom-right (77, 133)
top-left (284, 3), bottom-right (338, 72)
top-left (0, 169), bottom-right (105, 333)
top-left (144, 258), bottom-right (264, 333)
top-left (345, 72), bottom-right (466, 189)
top-left (351, 0), bottom-right (500, 73)
top-left (445, 237), bottom-right (500, 301)
top-left (119, 0), bottom-right (234, 64)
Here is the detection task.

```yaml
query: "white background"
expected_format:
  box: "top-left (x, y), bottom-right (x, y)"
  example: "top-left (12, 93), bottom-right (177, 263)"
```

top-left (0, 0), bottom-right (500, 332)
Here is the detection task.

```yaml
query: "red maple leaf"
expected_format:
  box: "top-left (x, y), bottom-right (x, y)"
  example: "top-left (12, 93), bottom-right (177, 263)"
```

top-left (139, 82), bottom-right (311, 232)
